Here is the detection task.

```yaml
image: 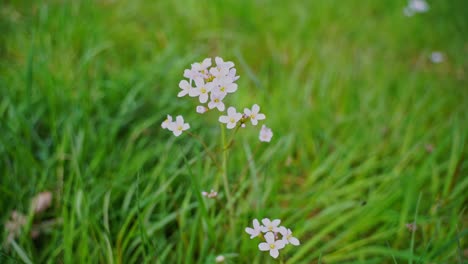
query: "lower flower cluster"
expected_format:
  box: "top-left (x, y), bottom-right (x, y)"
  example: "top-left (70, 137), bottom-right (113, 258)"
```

top-left (245, 218), bottom-right (300, 259)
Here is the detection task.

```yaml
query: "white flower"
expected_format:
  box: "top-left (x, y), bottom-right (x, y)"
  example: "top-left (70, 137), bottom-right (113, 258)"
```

top-left (258, 232), bottom-right (286, 259)
top-left (161, 115), bottom-right (173, 129)
top-left (215, 56), bottom-right (234, 70)
top-left (219, 107), bottom-right (242, 129)
top-left (259, 125), bottom-right (273, 142)
top-left (244, 104), bottom-right (266, 126)
top-left (210, 57), bottom-right (234, 78)
top-left (183, 69), bottom-right (200, 82)
top-left (215, 255), bottom-right (225, 263)
top-left (409, 0), bottom-right (429, 13)
top-left (212, 77), bottom-right (237, 96)
top-left (279, 227), bottom-right (300, 246)
top-left (404, 0), bottom-right (429, 16)
top-left (208, 93), bottom-right (226, 111)
top-left (194, 77), bottom-right (213, 103)
top-left (261, 218), bottom-right (281, 233)
top-left (196, 105), bottom-right (208, 114)
top-left (192, 58), bottom-right (212, 79)
top-left (430, 52), bottom-right (444, 63)
top-left (245, 219), bottom-right (263, 239)
top-left (178, 80), bottom-right (199, 97)
top-left (228, 68), bottom-right (240, 82)
top-left (201, 189), bottom-right (218, 198)
top-left (168, 115), bottom-right (190, 137)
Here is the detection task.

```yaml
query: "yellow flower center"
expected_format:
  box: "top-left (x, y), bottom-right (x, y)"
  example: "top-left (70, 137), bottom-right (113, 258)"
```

top-left (214, 98), bottom-right (220, 103)
top-left (269, 244), bottom-right (275, 249)
top-left (177, 125), bottom-right (183, 131)
top-left (201, 87), bottom-right (206, 93)
top-left (229, 118), bottom-right (235, 123)
top-left (220, 87), bottom-right (225, 92)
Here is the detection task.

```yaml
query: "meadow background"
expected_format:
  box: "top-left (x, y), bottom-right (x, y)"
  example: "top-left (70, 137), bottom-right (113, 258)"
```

top-left (1, 0), bottom-right (467, 263)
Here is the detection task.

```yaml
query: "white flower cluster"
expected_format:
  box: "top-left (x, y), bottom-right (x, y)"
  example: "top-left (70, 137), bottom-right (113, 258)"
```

top-left (161, 57), bottom-right (273, 142)
top-left (403, 0), bottom-right (429, 16)
top-left (245, 218), bottom-right (300, 259)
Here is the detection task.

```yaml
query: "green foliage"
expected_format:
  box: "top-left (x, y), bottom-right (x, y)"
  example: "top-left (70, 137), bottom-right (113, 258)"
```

top-left (0, 0), bottom-right (467, 263)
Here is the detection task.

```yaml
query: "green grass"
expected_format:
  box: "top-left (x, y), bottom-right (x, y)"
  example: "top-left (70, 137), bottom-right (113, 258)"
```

top-left (1, 0), bottom-right (467, 263)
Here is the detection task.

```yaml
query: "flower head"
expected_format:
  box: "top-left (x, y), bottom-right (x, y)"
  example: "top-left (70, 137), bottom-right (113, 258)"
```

top-left (430, 52), bottom-right (444, 64)
top-left (194, 77), bottom-right (214, 103)
top-left (244, 104), bottom-right (266, 126)
top-left (161, 115), bottom-right (173, 129)
top-left (258, 232), bottom-right (286, 259)
top-left (219, 107), bottom-right (242, 129)
top-left (261, 218), bottom-right (281, 233)
top-left (215, 255), bottom-right (225, 263)
top-left (259, 125), bottom-right (273, 142)
top-left (201, 189), bottom-right (218, 199)
top-left (208, 92), bottom-right (226, 111)
top-left (279, 227), bottom-right (300, 246)
top-left (404, 0), bottom-right (429, 16)
top-left (178, 80), bottom-right (199, 98)
top-left (168, 115), bottom-right (190, 137)
top-left (245, 219), bottom-right (263, 239)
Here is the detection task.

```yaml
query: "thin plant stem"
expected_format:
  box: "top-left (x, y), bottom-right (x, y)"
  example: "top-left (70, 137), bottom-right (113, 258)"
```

top-left (220, 124), bottom-right (233, 211)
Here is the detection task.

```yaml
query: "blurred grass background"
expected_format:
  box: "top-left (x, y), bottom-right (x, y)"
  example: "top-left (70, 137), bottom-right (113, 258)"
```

top-left (1, 0), bottom-right (467, 263)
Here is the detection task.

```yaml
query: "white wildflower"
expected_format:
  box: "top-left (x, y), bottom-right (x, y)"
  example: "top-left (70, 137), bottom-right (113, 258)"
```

top-left (258, 232), bottom-right (286, 259)
top-left (208, 92), bottom-right (226, 111)
top-left (215, 255), bottom-right (225, 263)
top-left (279, 227), bottom-right (300, 246)
top-left (261, 218), bottom-right (281, 233)
top-left (194, 77), bottom-right (213, 103)
top-left (245, 219), bottom-right (263, 239)
top-left (259, 125), bottom-right (273, 142)
top-left (244, 104), bottom-right (266, 126)
top-left (192, 58), bottom-right (212, 73)
top-left (404, 0), bottom-right (429, 16)
top-left (201, 189), bottom-right (218, 198)
top-left (161, 115), bottom-right (173, 129)
top-left (228, 68), bottom-right (240, 82)
top-left (178, 80), bottom-right (199, 97)
top-left (212, 77), bottom-right (237, 96)
top-left (168, 115), bottom-right (190, 137)
top-left (430, 52), bottom-right (444, 63)
top-left (219, 107), bottom-right (242, 129)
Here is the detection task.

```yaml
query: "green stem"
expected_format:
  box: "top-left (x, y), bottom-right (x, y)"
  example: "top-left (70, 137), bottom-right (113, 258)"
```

top-left (220, 124), bottom-right (233, 210)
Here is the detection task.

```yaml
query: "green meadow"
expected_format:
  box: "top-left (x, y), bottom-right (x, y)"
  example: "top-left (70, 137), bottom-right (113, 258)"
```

top-left (1, 0), bottom-right (467, 263)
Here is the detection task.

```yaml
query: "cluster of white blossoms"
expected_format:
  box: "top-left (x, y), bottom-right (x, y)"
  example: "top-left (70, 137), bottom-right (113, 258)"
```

top-left (245, 218), bottom-right (300, 259)
top-left (403, 0), bottom-right (429, 16)
top-left (161, 57), bottom-right (273, 142)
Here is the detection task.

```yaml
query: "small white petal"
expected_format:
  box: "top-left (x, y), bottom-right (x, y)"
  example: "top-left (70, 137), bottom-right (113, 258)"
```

top-left (219, 116), bottom-right (229, 123)
top-left (173, 130), bottom-right (182, 137)
top-left (289, 237), bottom-right (300, 246)
top-left (270, 249), bottom-right (279, 259)
top-left (252, 104), bottom-right (260, 113)
top-left (271, 219), bottom-right (281, 227)
top-left (264, 232), bottom-right (275, 244)
top-left (258, 242), bottom-right (270, 251)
